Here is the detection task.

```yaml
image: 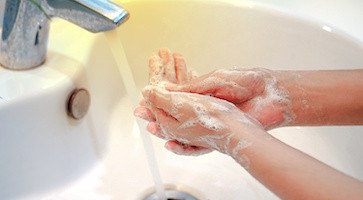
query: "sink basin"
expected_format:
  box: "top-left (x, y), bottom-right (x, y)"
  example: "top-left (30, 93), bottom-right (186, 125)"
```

top-left (1, 0), bottom-right (363, 199)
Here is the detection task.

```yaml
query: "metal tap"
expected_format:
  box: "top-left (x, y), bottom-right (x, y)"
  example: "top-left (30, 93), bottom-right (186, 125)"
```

top-left (0, 0), bottom-right (129, 70)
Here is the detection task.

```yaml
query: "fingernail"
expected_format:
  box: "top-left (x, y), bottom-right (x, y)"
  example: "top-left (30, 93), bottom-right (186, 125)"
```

top-left (164, 141), bottom-right (178, 152)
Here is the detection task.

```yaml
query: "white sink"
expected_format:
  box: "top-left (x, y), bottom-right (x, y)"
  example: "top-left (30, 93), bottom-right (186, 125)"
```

top-left (1, 0), bottom-right (363, 199)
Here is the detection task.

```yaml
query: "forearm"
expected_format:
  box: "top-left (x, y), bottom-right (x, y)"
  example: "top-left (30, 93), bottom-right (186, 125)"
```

top-left (229, 131), bottom-right (363, 199)
top-left (275, 70), bottom-right (363, 126)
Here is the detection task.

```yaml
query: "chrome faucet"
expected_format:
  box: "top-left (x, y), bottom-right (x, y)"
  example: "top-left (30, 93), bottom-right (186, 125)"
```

top-left (0, 0), bottom-right (129, 70)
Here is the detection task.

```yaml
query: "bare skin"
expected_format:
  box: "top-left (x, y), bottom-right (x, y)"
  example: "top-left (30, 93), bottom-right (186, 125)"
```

top-left (135, 48), bottom-right (363, 199)
top-left (142, 86), bottom-right (363, 200)
top-left (274, 70), bottom-right (363, 126)
top-left (167, 68), bottom-right (294, 130)
top-left (136, 48), bottom-right (213, 154)
top-left (167, 69), bottom-right (363, 128)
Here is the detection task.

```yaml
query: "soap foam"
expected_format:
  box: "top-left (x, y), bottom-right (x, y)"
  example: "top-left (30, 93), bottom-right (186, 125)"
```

top-left (144, 51), bottom-right (263, 157)
top-left (231, 139), bottom-right (252, 157)
top-left (171, 97), bottom-right (227, 133)
top-left (212, 68), bottom-right (293, 129)
top-left (245, 70), bottom-right (293, 128)
top-left (197, 134), bottom-right (228, 151)
top-left (179, 119), bottom-right (199, 129)
top-left (236, 154), bottom-right (251, 170)
top-left (210, 101), bottom-right (233, 111)
top-left (197, 114), bottom-right (226, 132)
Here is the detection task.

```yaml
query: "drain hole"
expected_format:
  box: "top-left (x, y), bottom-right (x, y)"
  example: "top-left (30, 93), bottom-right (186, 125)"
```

top-left (144, 189), bottom-right (198, 200)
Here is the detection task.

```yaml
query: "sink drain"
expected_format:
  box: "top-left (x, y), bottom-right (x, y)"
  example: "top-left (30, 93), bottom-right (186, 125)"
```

top-left (144, 189), bottom-right (198, 200)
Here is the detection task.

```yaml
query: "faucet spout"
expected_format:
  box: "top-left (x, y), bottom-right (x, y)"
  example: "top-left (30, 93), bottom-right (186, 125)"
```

top-left (46, 0), bottom-right (129, 33)
top-left (0, 0), bottom-right (129, 70)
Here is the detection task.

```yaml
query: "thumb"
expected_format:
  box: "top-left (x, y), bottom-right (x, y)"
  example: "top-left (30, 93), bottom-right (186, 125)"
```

top-left (164, 140), bottom-right (213, 156)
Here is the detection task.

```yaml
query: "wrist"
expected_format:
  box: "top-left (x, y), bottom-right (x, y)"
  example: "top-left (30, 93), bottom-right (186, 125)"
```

top-left (274, 70), bottom-right (363, 126)
top-left (251, 69), bottom-right (296, 129)
top-left (272, 70), bottom-right (304, 126)
top-left (224, 126), bottom-right (270, 168)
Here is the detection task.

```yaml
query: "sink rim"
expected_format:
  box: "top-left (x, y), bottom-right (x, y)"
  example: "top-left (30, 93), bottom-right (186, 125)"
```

top-left (2, 0), bottom-right (363, 199)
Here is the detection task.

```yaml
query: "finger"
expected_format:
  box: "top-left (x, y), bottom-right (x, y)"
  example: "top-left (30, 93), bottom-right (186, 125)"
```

top-left (146, 122), bottom-right (167, 139)
top-left (134, 106), bottom-right (156, 122)
top-left (159, 48), bottom-right (177, 83)
top-left (188, 68), bottom-right (199, 81)
top-left (151, 106), bottom-right (181, 141)
top-left (213, 85), bottom-right (252, 103)
top-left (142, 86), bottom-right (181, 120)
top-left (166, 76), bottom-right (251, 103)
top-left (152, 105), bottom-right (179, 130)
top-left (149, 52), bottom-right (164, 84)
top-left (165, 140), bottom-right (213, 156)
top-left (173, 53), bottom-right (188, 84)
top-left (139, 99), bottom-right (146, 106)
top-left (166, 74), bottom-right (220, 94)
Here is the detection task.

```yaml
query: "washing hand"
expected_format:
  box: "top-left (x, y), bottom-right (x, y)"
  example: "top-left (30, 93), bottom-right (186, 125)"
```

top-left (135, 49), bottom-right (292, 156)
top-left (135, 48), bottom-right (193, 122)
top-left (134, 48), bottom-right (212, 156)
top-left (135, 49), bottom-right (363, 200)
top-left (147, 48), bottom-right (196, 86)
top-left (167, 68), bottom-right (294, 129)
top-left (142, 86), bottom-right (263, 158)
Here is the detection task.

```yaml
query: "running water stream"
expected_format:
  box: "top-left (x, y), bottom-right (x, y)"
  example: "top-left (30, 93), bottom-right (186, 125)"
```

top-left (104, 30), bottom-right (167, 200)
